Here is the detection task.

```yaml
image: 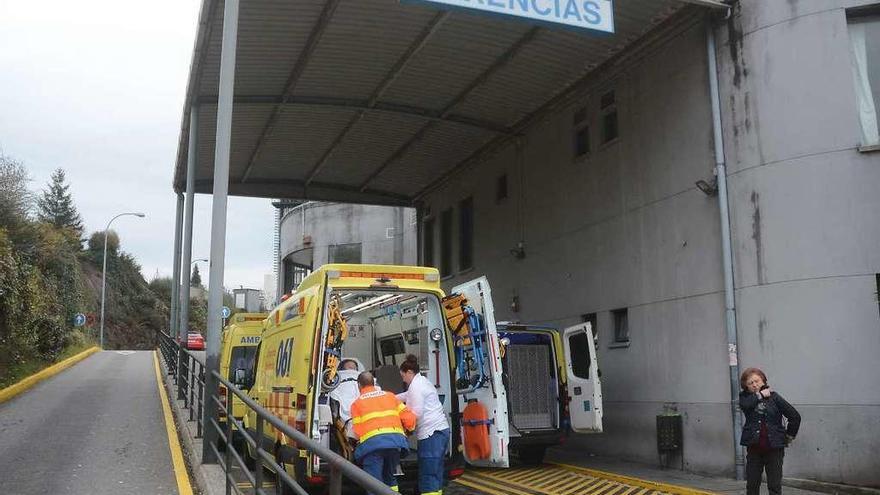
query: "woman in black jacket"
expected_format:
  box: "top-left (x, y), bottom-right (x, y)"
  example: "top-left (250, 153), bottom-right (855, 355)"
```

top-left (739, 368), bottom-right (801, 495)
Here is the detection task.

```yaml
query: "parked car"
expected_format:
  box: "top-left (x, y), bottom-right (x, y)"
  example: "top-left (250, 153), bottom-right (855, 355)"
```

top-left (185, 332), bottom-right (205, 350)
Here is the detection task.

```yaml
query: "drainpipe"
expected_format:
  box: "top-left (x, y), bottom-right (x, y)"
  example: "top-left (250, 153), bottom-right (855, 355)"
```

top-left (706, 19), bottom-right (745, 480)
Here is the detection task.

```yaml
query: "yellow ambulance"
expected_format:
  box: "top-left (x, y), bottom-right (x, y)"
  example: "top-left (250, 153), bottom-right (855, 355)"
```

top-left (240, 264), bottom-right (602, 492)
top-left (219, 312), bottom-right (265, 450)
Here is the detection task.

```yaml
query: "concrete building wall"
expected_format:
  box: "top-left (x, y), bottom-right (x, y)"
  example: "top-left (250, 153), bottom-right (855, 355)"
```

top-left (419, 2), bottom-right (880, 484)
top-left (717, 1), bottom-right (880, 485)
top-left (277, 202), bottom-right (417, 296)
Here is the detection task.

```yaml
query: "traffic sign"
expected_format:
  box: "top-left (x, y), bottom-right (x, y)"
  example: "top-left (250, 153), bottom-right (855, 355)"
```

top-left (406, 0), bottom-right (613, 33)
top-left (73, 313), bottom-right (86, 327)
top-left (221, 306), bottom-right (231, 319)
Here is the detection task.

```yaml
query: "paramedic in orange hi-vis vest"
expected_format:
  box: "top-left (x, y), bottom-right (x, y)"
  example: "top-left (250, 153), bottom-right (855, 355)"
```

top-left (351, 371), bottom-right (417, 493)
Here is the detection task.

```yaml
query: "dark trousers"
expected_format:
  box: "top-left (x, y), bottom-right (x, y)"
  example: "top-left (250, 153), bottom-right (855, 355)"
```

top-left (746, 448), bottom-right (784, 495)
top-left (361, 448), bottom-right (401, 494)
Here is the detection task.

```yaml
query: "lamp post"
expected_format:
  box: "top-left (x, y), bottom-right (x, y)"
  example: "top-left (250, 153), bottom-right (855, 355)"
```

top-left (99, 212), bottom-right (146, 348)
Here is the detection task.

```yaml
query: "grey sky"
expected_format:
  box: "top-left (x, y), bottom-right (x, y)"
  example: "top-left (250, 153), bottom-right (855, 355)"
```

top-left (0, 0), bottom-right (274, 291)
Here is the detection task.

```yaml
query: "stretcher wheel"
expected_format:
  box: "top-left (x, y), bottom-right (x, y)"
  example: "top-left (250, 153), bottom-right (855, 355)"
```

top-left (321, 368), bottom-right (340, 392)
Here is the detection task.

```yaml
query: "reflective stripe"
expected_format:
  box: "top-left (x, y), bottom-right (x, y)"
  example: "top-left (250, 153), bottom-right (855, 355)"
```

top-left (421, 491), bottom-right (442, 495)
top-left (352, 409), bottom-right (401, 425)
top-left (359, 426), bottom-right (405, 443)
top-left (391, 486), bottom-right (400, 492)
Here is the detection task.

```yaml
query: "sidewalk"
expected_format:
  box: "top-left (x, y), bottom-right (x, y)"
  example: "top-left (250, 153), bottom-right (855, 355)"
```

top-left (546, 447), bottom-right (875, 495)
top-left (157, 354), bottom-right (231, 495)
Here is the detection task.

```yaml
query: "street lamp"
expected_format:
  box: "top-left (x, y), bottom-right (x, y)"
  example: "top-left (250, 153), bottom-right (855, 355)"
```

top-left (99, 212), bottom-right (146, 348)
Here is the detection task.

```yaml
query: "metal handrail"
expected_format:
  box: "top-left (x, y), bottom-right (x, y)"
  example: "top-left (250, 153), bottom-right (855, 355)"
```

top-left (156, 331), bottom-right (397, 495)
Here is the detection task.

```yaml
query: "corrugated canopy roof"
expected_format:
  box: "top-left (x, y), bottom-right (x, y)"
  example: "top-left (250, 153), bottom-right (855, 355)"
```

top-left (174, 0), bottom-right (699, 205)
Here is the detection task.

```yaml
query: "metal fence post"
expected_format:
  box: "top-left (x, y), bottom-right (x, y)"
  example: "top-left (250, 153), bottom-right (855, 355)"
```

top-left (329, 464), bottom-right (342, 495)
top-left (225, 387), bottom-right (233, 495)
top-left (255, 417), bottom-right (264, 491)
top-left (197, 365), bottom-right (204, 438)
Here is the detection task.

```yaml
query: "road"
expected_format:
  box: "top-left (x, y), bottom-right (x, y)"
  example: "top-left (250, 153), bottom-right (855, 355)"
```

top-left (0, 351), bottom-right (182, 494)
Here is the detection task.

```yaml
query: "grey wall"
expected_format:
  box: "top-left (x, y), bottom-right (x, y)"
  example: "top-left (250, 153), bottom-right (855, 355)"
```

top-left (420, 1), bottom-right (880, 484)
top-left (277, 202), bottom-right (417, 295)
top-left (717, 0), bottom-right (880, 485)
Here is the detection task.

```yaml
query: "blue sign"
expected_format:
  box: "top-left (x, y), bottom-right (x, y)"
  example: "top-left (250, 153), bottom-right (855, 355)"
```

top-left (409, 0), bottom-right (613, 33)
top-left (221, 306), bottom-right (231, 319)
top-left (73, 313), bottom-right (86, 327)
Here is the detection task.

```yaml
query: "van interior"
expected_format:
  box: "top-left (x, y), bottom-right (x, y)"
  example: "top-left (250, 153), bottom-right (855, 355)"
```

top-left (314, 289), bottom-right (453, 464)
top-left (498, 328), bottom-right (561, 436)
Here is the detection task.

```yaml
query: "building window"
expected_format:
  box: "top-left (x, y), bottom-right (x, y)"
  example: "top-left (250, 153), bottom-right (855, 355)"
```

top-left (282, 258), bottom-right (311, 294)
top-left (612, 308), bottom-right (629, 344)
top-left (601, 90), bottom-right (618, 144)
top-left (423, 217), bottom-right (435, 268)
top-left (573, 106), bottom-right (590, 157)
top-left (496, 174), bottom-right (508, 203)
top-left (328, 243), bottom-right (361, 264)
top-left (847, 13), bottom-right (880, 147)
top-left (440, 208), bottom-right (453, 277)
top-left (458, 197), bottom-right (474, 271)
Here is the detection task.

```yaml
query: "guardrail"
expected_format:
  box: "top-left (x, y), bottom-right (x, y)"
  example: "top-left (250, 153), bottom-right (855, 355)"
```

top-left (156, 331), bottom-right (396, 495)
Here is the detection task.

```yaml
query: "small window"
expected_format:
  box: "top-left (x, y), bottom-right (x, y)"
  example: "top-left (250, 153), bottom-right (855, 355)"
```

top-left (612, 308), bottom-right (629, 344)
top-left (568, 331), bottom-right (592, 379)
top-left (875, 273), bottom-right (880, 318)
top-left (573, 106), bottom-right (590, 158)
top-left (423, 218), bottom-right (435, 268)
top-left (458, 197), bottom-right (474, 271)
top-left (846, 13), bottom-right (880, 147)
top-left (328, 243), bottom-right (361, 264)
top-left (440, 208), bottom-right (453, 277)
top-left (601, 90), bottom-right (619, 144)
top-left (496, 174), bottom-right (508, 203)
top-left (228, 346), bottom-right (258, 384)
top-left (380, 336), bottom-right (406, 366)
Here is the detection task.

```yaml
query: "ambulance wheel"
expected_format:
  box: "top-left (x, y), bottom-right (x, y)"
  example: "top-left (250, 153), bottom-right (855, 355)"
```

top-left (518, 446), bottom-right (547, 465)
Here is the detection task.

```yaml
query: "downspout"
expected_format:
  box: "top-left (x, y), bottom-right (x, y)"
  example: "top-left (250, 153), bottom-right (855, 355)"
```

top-left (706, 18), bottom-right (745, 480)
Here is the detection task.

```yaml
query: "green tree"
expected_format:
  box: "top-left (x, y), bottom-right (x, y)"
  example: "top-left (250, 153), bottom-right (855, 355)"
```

top-left (87, 230), bottom-right (120, 263)
top-left (148, 276), bottom-right (173, 305)
top-left (37, 168), bottom-right (83, 237)
top-left (0, 153), bottom-right (32, 231)
top-left (191, 264), bottom-right (202, 287)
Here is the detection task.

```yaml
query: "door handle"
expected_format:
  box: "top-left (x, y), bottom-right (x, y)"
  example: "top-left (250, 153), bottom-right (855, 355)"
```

top-left (573, 386), bottom-right (582, 396)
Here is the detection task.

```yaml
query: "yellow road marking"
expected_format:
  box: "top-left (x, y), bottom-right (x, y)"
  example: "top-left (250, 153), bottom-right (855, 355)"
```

top-left (458, 474), bottom-right (540, 495)
top-left (0, 346), bottom-right (100, 404)
top-left (455, 477), bottom-right (512, 495)
top-left (153, 351), bottom-right (194, 495)
top-left (549, 463), bottom-right (716, 495)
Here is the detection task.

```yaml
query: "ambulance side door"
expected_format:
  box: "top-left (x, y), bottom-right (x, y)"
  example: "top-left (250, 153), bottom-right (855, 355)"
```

top-left (450, 276), bottom-right (509, 468)
top-left (562, 323), bottom-right (603, 433)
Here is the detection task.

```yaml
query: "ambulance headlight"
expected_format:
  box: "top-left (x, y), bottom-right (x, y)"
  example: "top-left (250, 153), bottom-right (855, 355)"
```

top-left (429, 328), bottom-right (443, 342)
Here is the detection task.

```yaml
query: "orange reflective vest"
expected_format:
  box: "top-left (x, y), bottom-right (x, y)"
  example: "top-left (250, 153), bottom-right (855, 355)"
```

top-left (351, 386), bottom-right (417, 443)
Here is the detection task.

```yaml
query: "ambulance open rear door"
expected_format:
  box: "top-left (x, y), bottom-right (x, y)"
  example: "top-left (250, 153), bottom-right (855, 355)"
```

top-left (450, 276), bottom-right (510, 468)
top-left (562, 323), bottom-right (603, 433)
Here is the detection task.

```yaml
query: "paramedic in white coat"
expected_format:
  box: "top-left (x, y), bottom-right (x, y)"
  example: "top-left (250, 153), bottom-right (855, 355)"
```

top-left (329, 359), bottom-right (361, 439)
top-left (397, 354), bottom-right (450, 495)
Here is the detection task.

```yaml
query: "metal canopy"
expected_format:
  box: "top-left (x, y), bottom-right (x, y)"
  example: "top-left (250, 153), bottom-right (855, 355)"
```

top-left (173, 0), bottom-right (694, 206)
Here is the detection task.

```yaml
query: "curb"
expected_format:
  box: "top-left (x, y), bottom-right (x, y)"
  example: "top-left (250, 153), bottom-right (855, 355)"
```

top-left (157, 351), bottom-right (223, 495)
top-left (548, 462), bottom-right (719, 495)
top-left (784, 477), bottom-right (880, 495)
top-left (0, 346), bottom-right (101, 404)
